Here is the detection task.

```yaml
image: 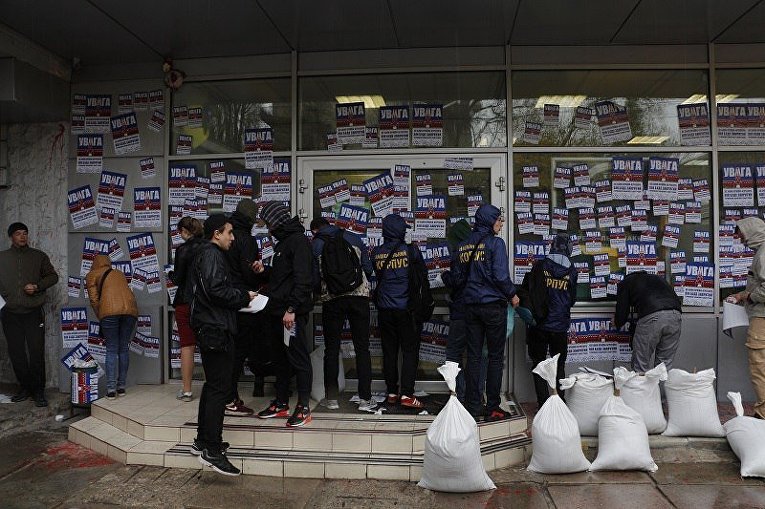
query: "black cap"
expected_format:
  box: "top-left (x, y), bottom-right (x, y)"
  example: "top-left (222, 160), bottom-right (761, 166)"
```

top-left (203, 214), bottom-right (229, 239)
top-left (7, 222), bottom-right (28, 237)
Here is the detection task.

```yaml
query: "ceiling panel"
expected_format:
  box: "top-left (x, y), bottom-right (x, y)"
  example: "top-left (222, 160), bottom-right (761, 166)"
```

top-left (388, 0), bottom-right (517, 49)
top-left (613, 0), bottom-right (759, 44)
top-left (714, 1), bottom-right (765, 43)
top-left (259, 0), bottom-right (398, 53)
top-left (0, 0), bottom-right (159, 65)
top-left (92, 1), bottom-right (292, 59)
top-left (510, 1), bottom-right (639, 45)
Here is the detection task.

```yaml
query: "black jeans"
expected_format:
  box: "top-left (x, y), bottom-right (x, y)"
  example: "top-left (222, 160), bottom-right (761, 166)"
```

top-left (1, 308), bottom-right (46, 394)
top-left (527, 327), bottom-right (568, 407)
top-left (197, 332), bottom-right (234, 453)
top-left (465, 302), bottom-right (508, 415)
top-left (323, 296), bottom-right (372, 400)
top-left (272, 312), bottom-right (312, 406)
top-left (379, 308), bottom-right (420, 397)
top-left (232, 311), bottom-right (269, 401)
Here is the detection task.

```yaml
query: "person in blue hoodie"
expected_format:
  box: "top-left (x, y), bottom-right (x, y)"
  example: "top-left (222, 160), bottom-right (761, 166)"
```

top-left (521, 232), bottom-right (578, 408)
top-left (372, 213), bottom-right (427, 409)
top-left (452, 204), bottom-right (519, 421)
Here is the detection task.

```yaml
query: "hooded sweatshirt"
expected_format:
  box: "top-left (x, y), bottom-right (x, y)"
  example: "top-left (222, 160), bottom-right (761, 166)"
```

top-left (263, 216), bottom-right (314, 315)
top-left (737, 217), bottom-right (765, 318)
top-left (453, 204), bottom-right (516, 306)
top-left (371, 214), bottom-right (424, 310)
top-left (225, 210), bottom-right (266, 292)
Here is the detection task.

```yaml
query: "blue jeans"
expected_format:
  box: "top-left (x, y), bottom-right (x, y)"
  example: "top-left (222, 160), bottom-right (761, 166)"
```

top-left (100, 315), bottom-right (137, 393)
top-left (446, 318), bottom-right (488, 402)
top-left (465, 302), bottom-right (508, 415)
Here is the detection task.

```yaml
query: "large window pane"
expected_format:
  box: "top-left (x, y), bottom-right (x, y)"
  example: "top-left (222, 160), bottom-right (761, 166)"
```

top-left (299, 71), bottom-right (506, 150)
top-left (171, 79), bottom-right (292, 155)
top-left (512, 70), bottom-right (710, 147)
top-left (715, 69), bottom-right (765, 147)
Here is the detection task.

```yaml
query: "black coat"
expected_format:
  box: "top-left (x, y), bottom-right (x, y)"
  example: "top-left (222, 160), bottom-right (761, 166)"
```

top-left (225, 210), bottom-right (267, 292)
top-left (614, 271), bottom-right (682, 328)
top-left (263, 217), bottom-right (314, 316)
top-left (169, 236), bottom-right (206, 306)
top-left (189, 242), bottom-right (250, 334)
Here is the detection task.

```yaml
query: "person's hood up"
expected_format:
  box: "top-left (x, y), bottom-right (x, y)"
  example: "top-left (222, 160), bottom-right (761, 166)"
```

top-left (474, 204), bottom-right (500, 234)
top-left (229, 210), bottom-right (254, 231)
top-left (272, 216), bottom-right (305, 241)
top-left (447, 219), bottom-right (472, 250)
top-left (317, 223), bottom-right (339, 239)
top-left (737, 217), bottom-right (765, 250)
top-left (546, 253), bottom-right (572, 270)
top-left (92, 254), bottom-right (111, 270)
top-left (382, 214), bottom-right (409, 241)
top-left (550, 232), bottom-right (573, 257)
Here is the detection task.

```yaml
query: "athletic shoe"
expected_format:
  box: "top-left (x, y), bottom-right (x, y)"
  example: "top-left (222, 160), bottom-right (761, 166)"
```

top-left (199, 449), bottom-right (240, 476)
top-left (176, 390), bottom-right (193, 402)
top-left (320, 399), bottom-right (339, 410)
top-left (257, 400), bottom-right (290, 419)
top-left (286, 404), bottom-right (312, 428)
top-left (106, 392), bottom-right (117, 400)
top-left (116, 388), bottom-right (126, 397)
top-left (486, 408), bottom-right (511, 421)
top-left (358, 399), bottom-right (378, 413)
top-left (11, 390), bottom-right (30, 403)
top-left (191, 440), bottom-right (229, 456)
top-left (400, 395), bottom-right (424, 409)
top-left (386, 393), bottom-right (399, 405)
top-left (224, 399), bottom-right (254, 416)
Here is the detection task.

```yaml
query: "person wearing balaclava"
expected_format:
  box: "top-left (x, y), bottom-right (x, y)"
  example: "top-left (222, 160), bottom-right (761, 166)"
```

top-left (731, 217), bottom-right (765, 419)
top-left (520, 232), bottom-right (578, 408)
top-left (452, 204), bottom-right (519, 421)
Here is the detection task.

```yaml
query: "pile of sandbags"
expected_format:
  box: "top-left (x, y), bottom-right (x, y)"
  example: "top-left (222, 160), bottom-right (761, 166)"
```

top-left (559, 371), bottom-right (613, 436)
top-left (613, 363), bottom-right (667, 434)
top-left (527, 354), bottom-right (591, 474)
top-left (724, 392), bottom-right (765, 478)
top-left (418, 361), bottom-right (495, 492)
top-left (662, 368), bottom-right (724, 437)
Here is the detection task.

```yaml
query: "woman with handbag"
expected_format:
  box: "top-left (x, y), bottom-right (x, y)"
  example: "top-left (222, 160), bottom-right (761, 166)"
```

top-left (86, 254), bottom-right (138, 399)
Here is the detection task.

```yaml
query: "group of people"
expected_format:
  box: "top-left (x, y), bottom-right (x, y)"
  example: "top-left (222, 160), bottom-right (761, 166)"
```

top-left (5, 203), bottom-right (765, 477)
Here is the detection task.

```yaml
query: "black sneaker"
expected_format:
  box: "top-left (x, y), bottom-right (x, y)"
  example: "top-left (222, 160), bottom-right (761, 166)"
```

top-left (286, 404), bottom-right (312, 428)
top-left (11, 389), bottom-right (30, 403)
top-left (116, 388), bottom-right (126, 397)
top-left (34, 391), bottom-right (48, 408)
top-left (199, 449), bottom-right (240, 476)
top-left (191, 440), bottom-right (229, 456)
top-left (106, 392), bottom-right (117, 400)
top-left (257, 400), bottom-right (290, 419)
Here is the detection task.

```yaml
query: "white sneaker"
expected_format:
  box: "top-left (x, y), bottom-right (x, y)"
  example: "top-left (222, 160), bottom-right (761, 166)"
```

top-left (176, 390), bottom-right (193, 402)
top-left (358, 399), bottom-right (378, 412)
top-left (320, 399), bottom-right (339, 410)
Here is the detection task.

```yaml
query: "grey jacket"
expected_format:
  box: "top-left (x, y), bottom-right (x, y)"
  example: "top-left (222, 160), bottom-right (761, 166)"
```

top-left (738, 217), bottom-right (765, 318)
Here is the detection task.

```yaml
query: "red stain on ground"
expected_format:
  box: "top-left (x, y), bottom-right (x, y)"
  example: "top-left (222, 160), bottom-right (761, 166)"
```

top-left (34, 442), bottom-right (115, 471)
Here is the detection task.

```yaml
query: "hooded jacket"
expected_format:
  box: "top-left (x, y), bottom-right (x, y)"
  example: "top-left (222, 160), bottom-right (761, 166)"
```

top-left (189, 241), bottom-right (251, 334)
top-left (263, 216), bottom-right (314, 315)
top-left (312, 224), bottom-right (373, 302)
top-left (371, 214), bottom-right (424, 310)
top-left (85, 255), bottom-right (138, 320)
top-left (521, 255), bottom-right (578, 332)
top-left (613, 271), bottom-right (682, 328)
top-left (442, 219), bottom-right (472, 321)
top-left (170, 236), bottom-right (206, 306)
top-left (452, 204), bottom-right (516, 306)
top-left (225, 210), bottom-right (267, 293)
top-left (737, 217), bottom-right (765, 318)
top-left (0, 243), bottom-right (59, 312)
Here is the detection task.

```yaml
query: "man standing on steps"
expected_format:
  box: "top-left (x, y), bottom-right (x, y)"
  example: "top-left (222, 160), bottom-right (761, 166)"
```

top-left (0, 222), bottom-right (59, 408)
top-left (190, 214), bottom-right (256, 476)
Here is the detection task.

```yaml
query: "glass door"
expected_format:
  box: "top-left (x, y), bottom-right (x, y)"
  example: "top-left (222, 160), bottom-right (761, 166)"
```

top-left (298, 154), bottom-right (507, 393)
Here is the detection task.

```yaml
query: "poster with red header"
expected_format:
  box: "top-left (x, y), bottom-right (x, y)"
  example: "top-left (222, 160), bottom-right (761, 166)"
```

top-left (411, 103), bottom-right (443, 147)
top-left (379, 106), bottom-right (410, 147)
top-left (335, 102), bottom-right (365, 145)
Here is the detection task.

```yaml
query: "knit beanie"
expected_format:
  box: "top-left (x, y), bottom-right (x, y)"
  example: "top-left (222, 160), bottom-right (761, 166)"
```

top-left (7, 222), bottom-right (28, 237)
top-left (447, 219), bottom-right (472, 250)
top-left (260, 202), bottom-right (291, 231)
top-left (235, 199), bottom-right (258, 223)
top-left (203, 214), bottom-right (229, 239)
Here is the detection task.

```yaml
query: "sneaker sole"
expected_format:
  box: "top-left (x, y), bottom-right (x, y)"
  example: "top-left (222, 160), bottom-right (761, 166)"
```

top-left (190, 447), bottom-right (202, 456)
top-left (198, 455), bottom-right (240, 476)
top-left (224, 411), bottom-right (254, 417)
top-left (257, 411), bottom-right (290, 419)
top-left (286, 414), bottom-right (312, 428)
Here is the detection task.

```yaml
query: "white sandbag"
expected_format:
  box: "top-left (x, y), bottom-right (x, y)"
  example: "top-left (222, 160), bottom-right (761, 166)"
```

top-left (528, 354), bottom-right (591, 474)
top-left (559, 372), bottom-right (613, 436)
top-left (418, 361), bottom-right (495, 492)
top-left (724, 392), bottom-right (765, 478)
top-left (309, 345), bottom-right (345, 402)
top-left (662, 368), bottom-right (724, 437)
top-left (589, 374), bottom-right (658, 472)
top-left (614, 363), bottom-right (667, 434)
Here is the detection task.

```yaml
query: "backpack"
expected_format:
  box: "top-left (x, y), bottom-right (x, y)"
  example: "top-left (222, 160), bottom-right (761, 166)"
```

top-left (406, 244), bottom-right (435, 323)
top-left (321, 229), bottom-right (363, 296)
top-left (520, 261), bottom-right (549, 325)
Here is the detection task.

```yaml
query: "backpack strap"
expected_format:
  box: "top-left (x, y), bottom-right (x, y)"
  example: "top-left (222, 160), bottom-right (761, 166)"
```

top-left (97, 268), bottom-right (113, 299)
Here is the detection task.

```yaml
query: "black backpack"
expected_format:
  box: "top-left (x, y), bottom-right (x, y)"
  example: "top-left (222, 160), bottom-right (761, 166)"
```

top-left (321, 229), bottom-right (364, 296)
top-left (406, 245), bottom-right (435, 324)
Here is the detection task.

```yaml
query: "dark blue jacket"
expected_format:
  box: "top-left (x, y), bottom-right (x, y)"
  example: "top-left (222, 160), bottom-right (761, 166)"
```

top-left (535, 255), bottom-right (578, 332)
top-left (371, 217), bottom-right (424, 310)
top-left (453, 205), bottom-right (516, 305)
top-left (442, 264), bottom-right (464, 321)
top-left (312, 224), bottom-right (374, 295)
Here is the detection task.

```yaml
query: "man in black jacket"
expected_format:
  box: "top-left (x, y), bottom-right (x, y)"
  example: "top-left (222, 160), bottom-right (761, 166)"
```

top-left (224, 199), bottom-right (269, 415)
top-left (190, 214), bottom-right (255, 476)
top-left (253, 202), bottom-right (314, 427)
top-left (614, 271), bottom-right (682, 372)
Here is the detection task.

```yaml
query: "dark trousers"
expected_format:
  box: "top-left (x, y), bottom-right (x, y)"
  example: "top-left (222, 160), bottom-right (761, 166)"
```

top-left (1, 308), bottom-right (46, 394)
top-left (197, 333), bottom-right (234, 453)
top-left (232, 312), bottom-right (269, 401)
top-left (527, 327), bottom-right (568, 407)
top-left (272, 313), bottom-right (312, 406)
top-left (465, 302), bottom-right (508, 415)
top-left (323, 296), bottom-right (372, 400)
top-left (379, 308), bottom-right (421, 397)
